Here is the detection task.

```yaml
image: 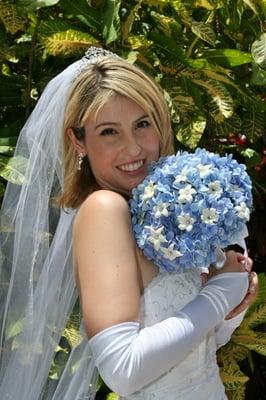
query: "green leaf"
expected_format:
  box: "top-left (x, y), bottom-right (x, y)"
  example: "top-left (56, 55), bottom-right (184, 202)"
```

top-left (106, 393), bottom-right (119, 400)
top-left (191, 21), bottom-right (216, 46)
top-left (240, 148), bottom-right (261, 168)
top-left (245, 273), bottom-right (266, 317)
top-left (0, 155), bottom-right (28, 185)
top-left (176, 113), bottom-right (206, 148)
top-left (251, 33), bottom-right (266, 70)
top-left (251, 62), bottom-right (266, 85)
top-left (242, 111), bottom-right (265, 142)
top-left (219, 362), bottom-right (249, 391)
top-left (59, 0), bottom-right (101, 31)
top-left (16, 0), bottom-right (60, 13)
top-left (242, 0), bottom-right (258, 14)
top-left (102, 0), bottom-right (121, 45)
top-left (6, 318), bottom-right (25, 340)
top-left (122, 1), bottom-right (142, 42)
top-left (234, 331), bottom-right (266, 355)
top-left (0, 75), bottom-right (24, 106)
top-left (0, 146), bottom-right (15, 156)
top-left (192, 78), bottom-right (234, 122)
top-left (150, 11), bottom-right (182, 38)
top-left (202, 49), bottom-right (253, 68)
top-left (39, 21), bottom-right (99, 56)
top-left (0, 180), bottom-right (5, 197)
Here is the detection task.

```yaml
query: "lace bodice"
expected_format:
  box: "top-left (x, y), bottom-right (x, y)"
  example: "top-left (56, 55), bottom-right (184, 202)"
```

top-left (121, 270), bottom-right (227, 400)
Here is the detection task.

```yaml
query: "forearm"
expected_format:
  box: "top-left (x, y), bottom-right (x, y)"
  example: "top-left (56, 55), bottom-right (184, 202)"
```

top-left (215, 310), bottom-right (246, 349)
top-left (89, 272), bottom-right (248, 396)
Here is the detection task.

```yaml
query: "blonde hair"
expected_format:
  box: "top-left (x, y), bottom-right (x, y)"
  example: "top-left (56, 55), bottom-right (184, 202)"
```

top-left (59, 57), bottom-right (174, 208)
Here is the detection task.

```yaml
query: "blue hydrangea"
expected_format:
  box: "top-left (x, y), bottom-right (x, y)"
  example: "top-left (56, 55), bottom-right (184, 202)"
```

top-left (129, 148), bottom-right (253, 273)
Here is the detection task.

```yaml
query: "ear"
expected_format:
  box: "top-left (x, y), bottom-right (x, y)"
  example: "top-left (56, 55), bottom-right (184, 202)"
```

top-left (66, 128), bottom-right (87, 155)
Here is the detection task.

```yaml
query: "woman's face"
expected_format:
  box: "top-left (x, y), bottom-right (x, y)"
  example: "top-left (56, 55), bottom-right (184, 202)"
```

top-left (81, 95), bottom-right (160, 195)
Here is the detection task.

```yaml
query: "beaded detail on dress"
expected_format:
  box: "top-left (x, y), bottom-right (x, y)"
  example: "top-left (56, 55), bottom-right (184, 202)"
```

top-left (121, 270), bottom-right (227, 400)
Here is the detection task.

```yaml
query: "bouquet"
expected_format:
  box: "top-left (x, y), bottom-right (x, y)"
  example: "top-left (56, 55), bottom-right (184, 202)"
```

top-left (129, 148), bottom-right (252, 273)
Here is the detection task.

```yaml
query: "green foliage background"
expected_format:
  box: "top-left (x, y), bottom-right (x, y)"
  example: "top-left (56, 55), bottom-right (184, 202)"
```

top-left (0, 0), bottom-right (265, 399)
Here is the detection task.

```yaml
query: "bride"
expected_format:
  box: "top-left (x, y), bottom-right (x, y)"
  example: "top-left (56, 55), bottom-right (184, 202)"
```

top-left (0, 47), bottom-right (258, 400)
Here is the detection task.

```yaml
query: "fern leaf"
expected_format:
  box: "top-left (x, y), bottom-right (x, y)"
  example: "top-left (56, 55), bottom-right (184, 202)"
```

top-left (241, 303), bottom-right (266, 329)
top-left (220, 362), bottom-right (249, 391)
top-left (232, 330), bottom-right (266, 355)
top-left (0, 3), bottom-right (26, 34)
top-left (62, 326), bottom-right (82, 348)
top-left (226, 386), bottom-right (246, 400)
top-left (192, 78), bottom-right (234, 121)
top-left (217, 342), bottom-right (249, 365)
top-left (191, 21), bottom-right (216, 45)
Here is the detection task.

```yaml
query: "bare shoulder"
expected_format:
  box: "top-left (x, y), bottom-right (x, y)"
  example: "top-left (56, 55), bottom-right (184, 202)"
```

top-left (74, 190), bottom-right (130, 230)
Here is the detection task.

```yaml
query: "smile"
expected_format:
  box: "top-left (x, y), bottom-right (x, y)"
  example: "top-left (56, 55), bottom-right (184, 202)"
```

top-left (118, 160), bottom-right (144, 172)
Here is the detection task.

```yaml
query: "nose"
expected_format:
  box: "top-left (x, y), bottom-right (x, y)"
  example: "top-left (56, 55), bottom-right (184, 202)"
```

top-left (123, 132), bottom-right (142, 157)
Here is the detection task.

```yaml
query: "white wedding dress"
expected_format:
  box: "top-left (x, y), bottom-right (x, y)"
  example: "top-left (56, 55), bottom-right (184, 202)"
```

top-left (121, 270), bottom-right (227, 400)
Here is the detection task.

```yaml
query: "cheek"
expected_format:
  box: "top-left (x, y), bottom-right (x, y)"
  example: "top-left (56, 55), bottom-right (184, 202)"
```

top-left (146, 133), bottom-right (160, 156)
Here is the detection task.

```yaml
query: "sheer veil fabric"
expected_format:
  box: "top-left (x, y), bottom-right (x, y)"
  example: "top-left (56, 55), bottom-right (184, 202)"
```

top-left (0, 51), bottom-right (116, 399)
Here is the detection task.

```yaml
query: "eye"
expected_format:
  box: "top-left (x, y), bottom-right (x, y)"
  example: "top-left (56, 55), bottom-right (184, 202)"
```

top-left (100, 128), bottom-right (117, 136)
top-left (136, 119), bottom-right (151, 129)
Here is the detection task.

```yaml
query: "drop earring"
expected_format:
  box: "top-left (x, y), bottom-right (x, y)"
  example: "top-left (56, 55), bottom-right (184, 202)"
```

top-left (78, 153), bottom-right (84, 170)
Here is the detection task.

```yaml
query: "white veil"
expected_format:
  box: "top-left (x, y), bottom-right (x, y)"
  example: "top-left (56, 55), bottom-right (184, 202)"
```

top-left (0, 48), bottom-right (115, 400)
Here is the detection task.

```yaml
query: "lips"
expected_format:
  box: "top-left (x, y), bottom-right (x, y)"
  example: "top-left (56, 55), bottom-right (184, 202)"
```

top-left (118, 159), bottom-right (144, 172)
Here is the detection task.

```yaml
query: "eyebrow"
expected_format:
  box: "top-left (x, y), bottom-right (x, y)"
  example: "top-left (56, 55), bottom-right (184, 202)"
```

top-left (95, 114), bottom-right (149, 129)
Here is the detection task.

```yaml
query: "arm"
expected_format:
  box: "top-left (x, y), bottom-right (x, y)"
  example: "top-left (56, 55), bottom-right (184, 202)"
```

top-left (74, 191), bottom-right (249, 396)
top-left (213, 247), bottom-right (258, 348)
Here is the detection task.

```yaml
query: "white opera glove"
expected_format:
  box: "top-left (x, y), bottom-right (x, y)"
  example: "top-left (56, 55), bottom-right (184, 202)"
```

top-left (89, 272), bottom-right (248, 396)
top-left (215, 309), bottom-right (246, 349)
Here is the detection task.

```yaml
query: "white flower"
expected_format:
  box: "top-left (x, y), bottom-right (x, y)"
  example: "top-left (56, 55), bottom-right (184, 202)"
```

top-left (153, 202), bottom-right (170, 218)
top-left (173, 167), bottom-right (189, 184)
top-left (177, 213), bottom-right (195, 232)
top-left (142, 182), bottom-right (157, 201)
top-left (197, 164), bottom-right (212, 178)
top-left (161, 243), bottom-right (183, 261)
top-left (230, 184), bottom-right (241, 192)
top-left (208, 181), bottom-right (223, 197)
top-left (201, 208), bottom-right (219, 224)
top-left (148, 226), bottom-right (167, 251)
top-left (235, 202), bottom-right (250, 220)
top-left (177, 184), bottom-right (196, 203)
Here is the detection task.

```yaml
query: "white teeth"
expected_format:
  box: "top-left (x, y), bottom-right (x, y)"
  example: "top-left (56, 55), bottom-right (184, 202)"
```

top-left (119, 160), bottom-right (144, 172)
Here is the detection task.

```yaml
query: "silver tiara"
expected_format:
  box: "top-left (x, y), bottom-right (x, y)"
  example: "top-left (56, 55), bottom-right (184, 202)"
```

top-left (83, 46), bottom-right (119, 63)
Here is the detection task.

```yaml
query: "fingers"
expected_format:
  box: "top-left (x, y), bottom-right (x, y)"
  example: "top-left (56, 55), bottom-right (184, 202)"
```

top-left (225, 271), bottom-right (258, 320)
